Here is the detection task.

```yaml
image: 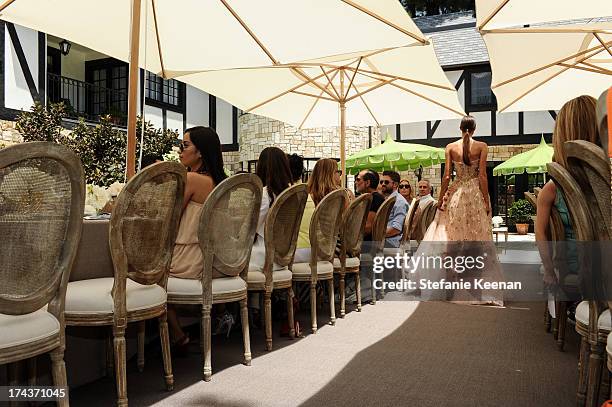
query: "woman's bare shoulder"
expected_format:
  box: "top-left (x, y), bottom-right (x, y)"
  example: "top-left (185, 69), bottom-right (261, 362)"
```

top-left (537, 180), bottom-right (557, 204)
top-left (187, 172), bottom-right (214, 187)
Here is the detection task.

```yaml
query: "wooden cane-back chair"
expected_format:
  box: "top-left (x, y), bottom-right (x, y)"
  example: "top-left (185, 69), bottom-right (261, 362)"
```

top-left (418, 200), bottom-right (438, 240)
top-left (291, 189), bottom-right (346, 333)
top-left (548, 161), bottom-right (608, 407)
top-left (564, 140), bottom-right (611, 240)
top-left (0, 142), bottom-right (84, 407)
top-left (167, 173), bottom-right (262, 381)
top-left (247, 183), bottom-right (308, 350)
top-left (369, 196), bottom-right (396, 304)
top-left (333, 193), bottom-right (372, 317)
top-left (400, 198), bottom-right (419, 247)
top-left (64, 162), bottom-right (184, 406)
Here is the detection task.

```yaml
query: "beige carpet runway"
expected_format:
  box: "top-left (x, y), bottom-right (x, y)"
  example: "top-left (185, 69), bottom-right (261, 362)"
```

top-left (67, 300), bottom-right (578, 407)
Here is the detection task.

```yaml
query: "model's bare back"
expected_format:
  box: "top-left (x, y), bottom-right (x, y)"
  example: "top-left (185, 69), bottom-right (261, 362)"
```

top-left (447, 138), bottom-right (486, 163)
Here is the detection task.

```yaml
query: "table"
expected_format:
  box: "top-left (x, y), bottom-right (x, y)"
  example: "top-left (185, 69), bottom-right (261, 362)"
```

top-left (492, 226), bottom-right (509, 243)
top-left (70, 219), bottom-right (114, 281)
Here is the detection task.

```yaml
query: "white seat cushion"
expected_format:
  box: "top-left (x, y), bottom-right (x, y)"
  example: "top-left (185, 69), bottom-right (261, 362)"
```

top-left (0, 308), bottom-right (60, 349)
top-left (66, 278), bottom-right (166, 314)
top-left (607, 332), bottom-right (612, 356)
top-left (247, 266), bottom-right (293, 284)
top-left (167, 276), bottom-right (246, 297)
top-left (382, 247), bottom-right (402, 256)
top-left (291, 261), bottom-right (334, 276)
top-left (575, 301), bottom-right (611, 331)
top-left (333, 257), bottom-right (360, 269)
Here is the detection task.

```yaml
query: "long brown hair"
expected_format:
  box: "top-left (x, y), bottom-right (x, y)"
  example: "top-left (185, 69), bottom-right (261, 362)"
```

top-left (307, 158), bottom-right (339, 205)
top-left (553, 95), bottom-right (599, 169)
top-left (460, 116), bottom-right (476, 165)
top-left (399, 178), bottom-right (413, 200)
top-left (256, 147), bottom-right (292, 204)
top-left (184, 126), bottom-right (227, 186)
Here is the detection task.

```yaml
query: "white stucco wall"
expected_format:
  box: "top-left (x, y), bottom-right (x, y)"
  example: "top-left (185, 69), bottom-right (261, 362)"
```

top-left (166, 110), bottom-right (183, 134)
top-left (5, 24), bottom-right (38, 111)
top-left (216, 97), bottom-right (234, 145)
top-left (186, 86), bottom-right (210, 129)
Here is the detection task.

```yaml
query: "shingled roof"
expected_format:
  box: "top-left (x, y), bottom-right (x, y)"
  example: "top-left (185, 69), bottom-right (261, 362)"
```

top-left (413, 11), bottom-right (489, 68)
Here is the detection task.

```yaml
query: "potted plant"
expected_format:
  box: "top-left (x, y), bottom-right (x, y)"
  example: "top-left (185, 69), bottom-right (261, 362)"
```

top-left (508, 199), bottom-right (535, 235)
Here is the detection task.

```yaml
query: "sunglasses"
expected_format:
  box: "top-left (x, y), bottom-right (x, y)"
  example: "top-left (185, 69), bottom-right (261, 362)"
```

top-left (399, 184), bottom-right (411, 189)
top-left (379, 180), bottom-right (390, 185)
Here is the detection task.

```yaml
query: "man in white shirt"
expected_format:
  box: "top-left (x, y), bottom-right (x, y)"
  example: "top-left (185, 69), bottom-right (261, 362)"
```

top-left (417, 179), bottom-right (435, 208)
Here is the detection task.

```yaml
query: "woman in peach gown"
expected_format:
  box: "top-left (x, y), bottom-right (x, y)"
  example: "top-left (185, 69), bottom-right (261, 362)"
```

top-left (417, 116), bottom-right (503, 305)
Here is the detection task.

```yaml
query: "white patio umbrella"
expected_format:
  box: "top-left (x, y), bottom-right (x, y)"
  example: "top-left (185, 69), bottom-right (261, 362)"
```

top-left (475, 0), bottom-right (612, 113)
top-left (0, 0), bottom-right (429, 178)
top-left (476, 0), bottom-right (612, 31)
top-left (174, 44), bottom-right (465, 184)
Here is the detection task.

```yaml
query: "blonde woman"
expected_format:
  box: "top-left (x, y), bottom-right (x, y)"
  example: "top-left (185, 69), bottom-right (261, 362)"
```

top-left (293, 158), bottom-right (342, 263)
top-left (398, 179), bottom-right (413, 202)
top-left (536, 95), bottom-right (599, 285)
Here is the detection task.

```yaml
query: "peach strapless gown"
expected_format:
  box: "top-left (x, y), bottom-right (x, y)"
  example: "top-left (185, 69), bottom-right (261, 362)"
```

top-left (417, 160), bottom-right (504, 306)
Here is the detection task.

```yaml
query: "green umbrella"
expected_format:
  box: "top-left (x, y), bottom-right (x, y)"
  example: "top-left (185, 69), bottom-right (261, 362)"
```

top-left (493, 136), bottom-right (553, 176)
top-left (346, 134), bottom-right (445, 175)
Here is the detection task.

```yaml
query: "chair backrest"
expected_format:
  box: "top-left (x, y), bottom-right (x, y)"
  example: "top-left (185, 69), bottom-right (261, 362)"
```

top-left (309, 189), bottom-right (347, 263)
top-left (110, 162), bottom-right (185, 295)
top-left (198, 173), bottom-right (262, 281)
top-left (0, 142), bottom-right (84, 315)
top-left (419, 200), bottom-right (438, 239)
top-left (400, 198), bottom-right (419, 244)
top-left (371, 195), bottom-right (396, 248)
top-left (547, 162), bottom-right (604, 308)
top-left (339, 193), bottom-right (373, 258)
top-left (564, 140), bottom-right (611, 240)
top-left (263, 183), bottom-right (308, 269)
top-left (524, 191), bottom-right (537, 209)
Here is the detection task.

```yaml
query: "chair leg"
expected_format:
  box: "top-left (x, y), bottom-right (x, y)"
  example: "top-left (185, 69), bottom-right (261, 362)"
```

top-left (600, 369), bottom-right (610, 406)
top-left (557, 302), bottom-right (567, 351)
top-left (586, 340), bottom-right (605, 407)
top-left (371, 269), bottom-right (377, 305)
top-left (27, 357), bottom-right (36, 387)
top-left (106, 328), bottom-right (114, 378)
top-left (264, 290), bottom-right (273, 351)
top-left (113, 326), bottom-right (128, 407)
top-left (577, 334), bottom-right (590, 406)
top-left (137, 320), bottom-right (145, 372)
top-left (240, 298), bottom-right (252, 366)
top-left (287, 286), bottom-right (296, 339)
top-left (50, 348), bottom-right (69, 407)
top-left (355, 272), bottom-right (362, 312)
top-left (328, 279), bottom-right (336, 326)
top-left (158, 312), bottom-right (174, 391)
top-left (339, 273), bottom-right (346, 318)
top-left (310, 282), bottom-right (318, 333)
top-left (544, 302), bottom-right (552, 333)
top-left (201, 304), bottom-right (212, 381)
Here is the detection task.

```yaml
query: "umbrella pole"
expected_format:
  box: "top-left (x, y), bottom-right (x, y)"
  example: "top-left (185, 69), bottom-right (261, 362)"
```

top-left (126, 0), bottom-right (142, 180)
top-left (340, 100), bottom-right (346, 188)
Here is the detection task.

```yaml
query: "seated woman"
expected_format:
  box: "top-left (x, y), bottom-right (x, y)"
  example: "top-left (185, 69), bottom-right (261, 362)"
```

top-left (398, 178), bottom-right (413, 205)
top-left (536, 95), bottom-right (599, 286)
top-left (167, 126), bottom-right (227, 347)
top-left (250, 146), bottom-right (293, 270)
top-left (293, 158), bottom-right (342, 263)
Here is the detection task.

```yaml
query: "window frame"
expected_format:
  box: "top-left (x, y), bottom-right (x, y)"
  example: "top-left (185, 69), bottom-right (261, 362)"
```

top-left (144, 71), bottom-right (185, 113)
top-left (464, 67), bottom-right (497, 112)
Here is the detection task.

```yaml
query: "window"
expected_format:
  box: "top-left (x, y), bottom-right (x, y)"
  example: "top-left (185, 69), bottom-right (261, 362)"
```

top-left (85, 58), bottom-right (129, 123)
top-left (466, 70), bottom-right (496, 111)
top-left (145, 72), bottom-right (183, 110)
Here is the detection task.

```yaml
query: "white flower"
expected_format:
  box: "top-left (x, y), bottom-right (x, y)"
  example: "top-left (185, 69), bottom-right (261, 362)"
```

top-left (85, 184), bottom-right (111, 213)
top-left (107, 182), bottom-right (125, 198)
top-left (163, 147), bottom-right (180, 162)
top-left (492, 216), bottom-right (504, 227)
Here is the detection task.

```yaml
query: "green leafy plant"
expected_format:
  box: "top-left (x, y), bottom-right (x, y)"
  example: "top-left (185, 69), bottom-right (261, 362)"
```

top-left (17, 103), bottom-right (179, 186)
top-left (508, 199), bottom-right (535, 224)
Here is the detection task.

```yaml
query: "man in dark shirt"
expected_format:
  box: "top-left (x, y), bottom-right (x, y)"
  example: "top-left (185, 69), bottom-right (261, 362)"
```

top-left (355, 169), bottom-right (385, 241)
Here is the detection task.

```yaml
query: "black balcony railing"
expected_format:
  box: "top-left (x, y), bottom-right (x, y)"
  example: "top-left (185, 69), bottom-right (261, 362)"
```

top-left (47, 73), bottom-right (128, 125)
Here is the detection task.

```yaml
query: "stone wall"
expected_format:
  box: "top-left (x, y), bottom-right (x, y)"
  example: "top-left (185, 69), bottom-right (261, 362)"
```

top-left (0, 120), bottom-right (22, 145)
top-left (238, 113), bottom-right (381, 165)
top-left (222, 150), bottom-right (241, 174)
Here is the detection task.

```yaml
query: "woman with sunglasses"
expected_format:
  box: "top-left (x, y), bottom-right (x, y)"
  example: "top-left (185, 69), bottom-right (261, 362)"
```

top-left (398, 179), bottom-right (413, 202)
top-left (167, 126), bottom-right (227, 348)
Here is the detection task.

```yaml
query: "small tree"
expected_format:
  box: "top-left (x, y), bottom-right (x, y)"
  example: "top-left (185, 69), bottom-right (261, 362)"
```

top-left (17, 102), bottom-right (179, 186)
top-left (508, 199), bottom-right (535, 224)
